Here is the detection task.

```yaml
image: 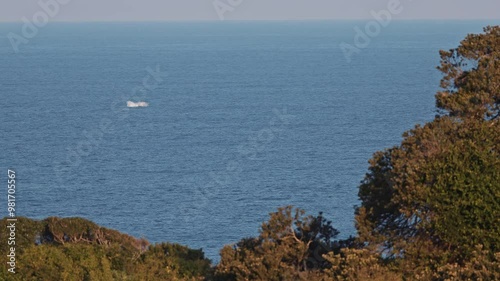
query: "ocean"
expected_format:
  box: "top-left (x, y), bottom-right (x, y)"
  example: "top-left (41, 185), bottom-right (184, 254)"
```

top-left (1, 20), bottom-right (497, 261)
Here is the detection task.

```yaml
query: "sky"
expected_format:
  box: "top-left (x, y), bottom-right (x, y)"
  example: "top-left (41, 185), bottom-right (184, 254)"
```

top-left (0, 0), bottom-right (499, 22)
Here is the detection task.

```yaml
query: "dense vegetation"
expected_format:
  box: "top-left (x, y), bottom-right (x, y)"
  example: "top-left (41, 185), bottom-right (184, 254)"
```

top-left (2, 26), bottom-right (499, 280)
top-left (0, 217), bottom-right (211, 280)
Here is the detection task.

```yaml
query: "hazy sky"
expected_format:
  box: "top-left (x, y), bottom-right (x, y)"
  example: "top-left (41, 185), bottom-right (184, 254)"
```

top-left (1, 0), bottom-right (499, 22)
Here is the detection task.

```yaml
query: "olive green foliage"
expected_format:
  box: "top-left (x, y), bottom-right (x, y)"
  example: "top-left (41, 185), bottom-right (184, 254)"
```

top-left (0, 217), bottom-right (211, 281)
top-left (357, 118), bottom-right (499, 256)
top-left (436, 26), bottom-right (500, 120)
top-left (412, 245), bottom-right (500, 281)
top-left (356, 25), bottom-right (500, 278)
top-left (135, 243), bottom-right (212, 280)
top-left (215, 206), bottom-right (339, 281)
top-left (323, 248), bottom-right (402, 281)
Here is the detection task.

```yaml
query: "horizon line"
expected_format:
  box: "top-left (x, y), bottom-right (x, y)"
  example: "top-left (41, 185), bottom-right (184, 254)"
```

top-left (1, 18), bottom-right (500, 24)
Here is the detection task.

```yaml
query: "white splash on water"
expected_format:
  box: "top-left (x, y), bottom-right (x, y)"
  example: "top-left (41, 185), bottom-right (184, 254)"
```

top-left (127, 101), bottom-right (149, 108)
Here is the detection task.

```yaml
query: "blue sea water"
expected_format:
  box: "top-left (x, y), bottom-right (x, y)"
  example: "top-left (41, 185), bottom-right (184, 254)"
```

top-left (1, 21), bottom-right (498, 261)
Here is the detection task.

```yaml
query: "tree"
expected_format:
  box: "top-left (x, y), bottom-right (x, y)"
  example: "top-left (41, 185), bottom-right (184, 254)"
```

top-left (0, 217), bottom-right (212, 281)
top-left (356, 26), bottom-right (500, 275)
top-left (436, 25), bottom-right (500, 120)
top-left (215, 206), bottom-right (339, 281)
top-left (135, 243), bottom-right (212, 281)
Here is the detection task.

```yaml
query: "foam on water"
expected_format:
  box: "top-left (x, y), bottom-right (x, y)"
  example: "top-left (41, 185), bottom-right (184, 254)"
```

top-left (127, 101), bottom-right (149, 108)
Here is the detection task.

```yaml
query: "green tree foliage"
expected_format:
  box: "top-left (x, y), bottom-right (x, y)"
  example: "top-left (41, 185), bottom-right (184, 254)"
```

top-left (437, 25), bottom-right (500, 120)
top-left (323, 248), bottom-right (402, 281)
top-left (356, 25), bottom-right (500, 277)
top-left (135, 243), bottom-right (212, 280)
top-left (16, 245), bottom-right (114, 281)
top-left (215, 206), bottom-right (339, 281)
top-left (0, 217), bottom-right (211, 281)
